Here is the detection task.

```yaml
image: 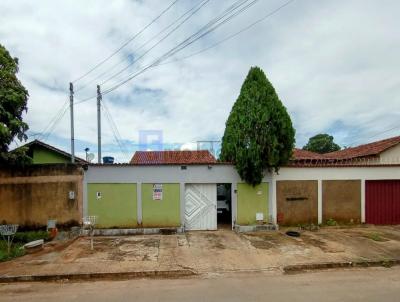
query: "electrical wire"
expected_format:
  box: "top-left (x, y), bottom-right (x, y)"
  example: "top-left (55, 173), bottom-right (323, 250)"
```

top-left (73, 0), bottom-right (253, 104)
top-left (101, 100), bottom-right (131, 162)
top-left (71, 0), bottom-right (180, 83)
top-left (102, 0), bottom-right (252, 87)
top-left (347, 124), bottom-right (400, 147)
top-left (41, 105), bottom-right (69, 142)
top-left (75, 0), bottom-right (210, 93)
top-left (99, 0), bottom-right (212, 86)
top-left (102, 0), bottom-right (259, 95)
top-left (159, 0), bottom-right (295, 66)
top-left (37, 99), bottom-right (69, 141)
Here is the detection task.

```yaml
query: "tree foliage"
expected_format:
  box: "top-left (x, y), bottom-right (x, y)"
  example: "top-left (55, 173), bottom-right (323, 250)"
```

top-left (302, 133), bottom-right (340, 154)
top-left (220, 66), bottom-right (295, 185)
top-left (0, 44), bottom-right (30, 164)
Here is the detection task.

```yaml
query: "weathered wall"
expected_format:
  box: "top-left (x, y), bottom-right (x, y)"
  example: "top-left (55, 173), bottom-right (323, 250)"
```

top-left (0, 164), bottom-right (83, 228)
top-left (276, 180), bottom-right (318, 225)
top-left (87, 183), bottom-right (137, 228)
top-left (142, 183), bottom-right (180, 227)
top-left (322, 180), bottom-right (361, 223)
top-left (237, 183), bottom-right (268, 225)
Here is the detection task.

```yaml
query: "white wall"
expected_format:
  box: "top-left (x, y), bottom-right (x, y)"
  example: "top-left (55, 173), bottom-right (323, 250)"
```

top-left (380, 144), bottom-right (400, 163)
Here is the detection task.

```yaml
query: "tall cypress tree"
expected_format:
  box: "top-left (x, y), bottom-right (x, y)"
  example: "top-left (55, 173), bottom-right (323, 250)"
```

top-left (220, 66), bottom-right (295, 185)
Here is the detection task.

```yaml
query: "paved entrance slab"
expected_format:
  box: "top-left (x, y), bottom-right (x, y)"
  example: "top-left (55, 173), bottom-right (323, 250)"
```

top-left (1, 226), bottom-right (400, 279)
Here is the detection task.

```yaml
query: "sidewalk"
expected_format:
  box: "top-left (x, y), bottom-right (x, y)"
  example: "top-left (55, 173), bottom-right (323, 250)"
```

top-left (1, 226), bottom-right (400, 281)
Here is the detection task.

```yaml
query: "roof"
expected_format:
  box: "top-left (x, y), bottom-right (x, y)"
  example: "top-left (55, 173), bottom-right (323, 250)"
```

top-left (292, 148), bottom-right (325, 160)
top-left (21, 139), bottom-right (87, 163)
top-left (130, 150), bottom-right (217, 165)
top-left (325, 136), bottom-right (400, 160)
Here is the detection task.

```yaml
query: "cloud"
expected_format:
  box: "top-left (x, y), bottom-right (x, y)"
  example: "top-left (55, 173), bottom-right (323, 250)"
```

top-left (1, 0), bottom-right (399, 162)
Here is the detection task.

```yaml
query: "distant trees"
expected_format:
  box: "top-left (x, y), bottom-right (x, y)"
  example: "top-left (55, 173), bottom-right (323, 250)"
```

top-left (220, 66), bottom-right (295, 185)
top-left (0, 44), bottom-right (30, 164)
top-left (303, 133), bottom-right (340, 154)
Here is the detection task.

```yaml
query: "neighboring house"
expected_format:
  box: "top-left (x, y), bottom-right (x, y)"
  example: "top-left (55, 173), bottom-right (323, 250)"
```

top-left (130, 150), bottom-right (217, 165)
top-left (16, 140), bottom-right (86, 164)
top-left (324, 136), bottom-right (400, 163)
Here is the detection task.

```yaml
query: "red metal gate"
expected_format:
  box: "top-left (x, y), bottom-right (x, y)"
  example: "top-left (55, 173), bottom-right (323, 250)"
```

top-left (366, 180), bottom-right (400, 225)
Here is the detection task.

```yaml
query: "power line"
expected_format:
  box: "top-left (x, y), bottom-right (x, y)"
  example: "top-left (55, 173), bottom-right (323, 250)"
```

top-left (75, 0), bottom-right (210, 94)
top-left (159, 0), bottom-right (295, 66)
top-left (73, 0), bottom-right (254, 104)
top-left (102, 0), bottom-right (259, 95)
top-left (71, 0), bottom-right (180, 83)
top-left (101, 100), bottom-right (131, 162)
top-left (99, 0), bottom-right (212, 87)
top-left (37, 99), bottom-right (69, 141)
top-left (347, 124), bottom-right (400, 147)
top-left (41, 105), bottom-right (69, 142)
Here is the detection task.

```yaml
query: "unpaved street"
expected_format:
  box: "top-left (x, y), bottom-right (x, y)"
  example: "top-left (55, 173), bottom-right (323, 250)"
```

top-left (1, 267), bottom-right (400, 302)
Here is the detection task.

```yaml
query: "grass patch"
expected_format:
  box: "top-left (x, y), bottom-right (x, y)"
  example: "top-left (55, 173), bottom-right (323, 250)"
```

top-left (0, 231), bottom-right (49, 262)
top-left (326, 218), bottom-right (337, 226)
top-left (0, 241), bottom-right (25, 262)
top-left (365, 232), bottom-right (388, 242)
top-left (14, 231), bottom-right (50, 243)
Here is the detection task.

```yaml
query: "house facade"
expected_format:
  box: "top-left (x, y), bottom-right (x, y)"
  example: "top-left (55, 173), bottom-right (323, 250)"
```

top-left (83, 137), bottom-right (400, 230)
top-left (2, 136), bottom-right (399, 230)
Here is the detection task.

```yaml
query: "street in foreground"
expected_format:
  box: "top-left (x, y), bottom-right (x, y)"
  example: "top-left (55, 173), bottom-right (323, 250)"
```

top-left (1, 267), bottom-right (400, 302)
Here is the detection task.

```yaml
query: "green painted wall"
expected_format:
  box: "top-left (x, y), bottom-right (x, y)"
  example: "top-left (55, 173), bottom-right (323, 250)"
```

top-left (142, 183), bottom-right (180, 227)
top-left (237, 182), bottom-right (269, 225)
top-left (33, 146), bottom-right (70, 164)
top-left (88, 183), bottom-right (137, 228)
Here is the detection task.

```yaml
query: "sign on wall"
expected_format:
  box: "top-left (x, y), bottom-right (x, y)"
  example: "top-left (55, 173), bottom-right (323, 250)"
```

top-left (153, 184), bottom-right (163, 200)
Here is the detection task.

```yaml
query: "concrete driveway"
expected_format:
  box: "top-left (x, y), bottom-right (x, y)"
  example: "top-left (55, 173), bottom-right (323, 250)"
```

top-left (1, 226), bottom-right (400, 278)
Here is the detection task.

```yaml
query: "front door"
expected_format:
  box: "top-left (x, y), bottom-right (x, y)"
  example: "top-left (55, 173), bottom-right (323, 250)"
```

top-left (185, 184), bottom-right (217, 230)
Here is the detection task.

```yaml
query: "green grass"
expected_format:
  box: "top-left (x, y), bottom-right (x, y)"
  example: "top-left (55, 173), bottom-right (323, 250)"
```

top-left (0, 241), bottom-right (25, 262)
top-left (13, 231), bottom-right (50, 243)
top-left (365, 232), bottom-right (387, 242)
top-left (0, 231), bottom-right (50, 262)
top-left (326, 218), bottom-right (337, 226)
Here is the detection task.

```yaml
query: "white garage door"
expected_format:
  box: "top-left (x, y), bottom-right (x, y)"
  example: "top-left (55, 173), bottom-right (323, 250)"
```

top-left (185, 184), bottom-right (217, 230)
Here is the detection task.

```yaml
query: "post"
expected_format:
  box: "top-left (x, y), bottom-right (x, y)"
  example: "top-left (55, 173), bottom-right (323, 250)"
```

top-left (69, 83), bottom-right (75, 163)
top-left (97, 85), bottom-right (102, 164)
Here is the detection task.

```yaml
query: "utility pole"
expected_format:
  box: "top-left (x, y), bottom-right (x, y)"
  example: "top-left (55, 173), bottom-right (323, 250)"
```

top-left (69, 82), bottom-right (75, 163)
top-left (97, 85), bottom-right (102, 164)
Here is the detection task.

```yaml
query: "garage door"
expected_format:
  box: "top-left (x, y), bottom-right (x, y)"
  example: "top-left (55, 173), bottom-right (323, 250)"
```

top-left (185, 184), bottom-right (217, 230)
top-left (366, 180), bottom-right (400, 225)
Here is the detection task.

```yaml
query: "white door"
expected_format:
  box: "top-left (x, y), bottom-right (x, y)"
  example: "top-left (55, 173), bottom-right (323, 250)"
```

top-left (185, 184), bottom-right (217, 230)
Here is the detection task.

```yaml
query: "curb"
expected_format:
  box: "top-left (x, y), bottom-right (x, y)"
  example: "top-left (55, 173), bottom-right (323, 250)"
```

top-left (283, 259), bottom-right (400, 274)
top-left (0, 269), bottom-right (196, 283)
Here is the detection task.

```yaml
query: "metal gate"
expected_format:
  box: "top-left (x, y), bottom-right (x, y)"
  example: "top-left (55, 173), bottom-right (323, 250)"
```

top-left (185, 184), bottom-right (217, 230)
top-left (366, 180), bottom-right (400, 225)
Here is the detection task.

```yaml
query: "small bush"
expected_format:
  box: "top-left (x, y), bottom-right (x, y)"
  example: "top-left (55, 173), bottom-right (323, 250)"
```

top-left (366, 233), bottom-right (387, 242)
top-left (326, 218), bottom-right (337, 226)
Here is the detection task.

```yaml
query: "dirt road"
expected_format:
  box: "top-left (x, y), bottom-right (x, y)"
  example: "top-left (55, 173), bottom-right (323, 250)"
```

top-left (1, 267), bottom-right (400, 302)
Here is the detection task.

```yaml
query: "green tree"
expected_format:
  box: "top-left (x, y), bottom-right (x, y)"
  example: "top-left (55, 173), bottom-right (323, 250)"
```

top-left (302, 133), bottom-right (340, 154)
top-left (0, 44), bottom-right (30, 164)
top-left (220, 66), bottom-right (295, 185)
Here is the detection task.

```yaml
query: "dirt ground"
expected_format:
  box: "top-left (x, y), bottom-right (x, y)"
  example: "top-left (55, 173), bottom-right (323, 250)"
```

top-left (1, 226), bottom-right (400, 277)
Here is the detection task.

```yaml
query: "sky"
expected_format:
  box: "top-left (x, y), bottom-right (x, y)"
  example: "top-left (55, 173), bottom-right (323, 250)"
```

top-left (1, 0), bottom-right (399, 163)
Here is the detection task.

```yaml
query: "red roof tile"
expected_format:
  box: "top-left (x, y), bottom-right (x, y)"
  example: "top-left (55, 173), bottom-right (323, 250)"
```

top-left (325, 136), bottom-right (400, 160)
top-left (292, 148), bottom-right (325, 160)
top-left (130, 150), bottom-right (217, 165)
